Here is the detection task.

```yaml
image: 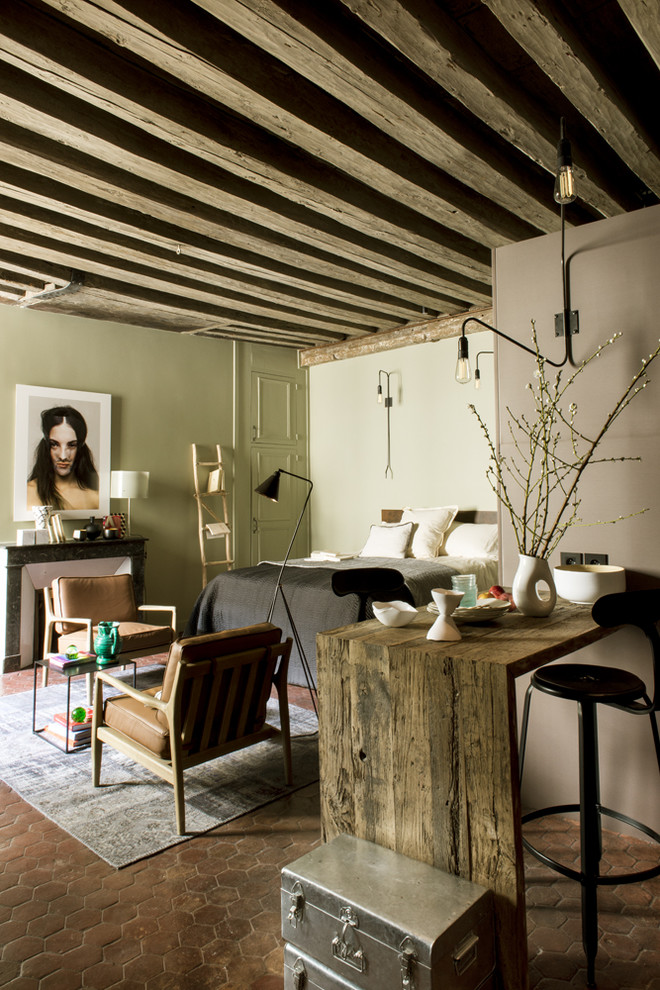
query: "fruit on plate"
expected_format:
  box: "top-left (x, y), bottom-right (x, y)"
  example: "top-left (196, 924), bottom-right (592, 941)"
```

top-left (477, 591), bottom-right (492, 599)
top-left (488, 585), bottom-right (516, 610)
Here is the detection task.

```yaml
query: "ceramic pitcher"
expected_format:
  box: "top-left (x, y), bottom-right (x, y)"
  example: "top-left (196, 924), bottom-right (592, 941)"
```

top-left (94, 621), bottom-right (122, 661)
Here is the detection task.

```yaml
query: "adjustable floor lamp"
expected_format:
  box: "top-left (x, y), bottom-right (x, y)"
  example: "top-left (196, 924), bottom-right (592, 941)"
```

top-left (255, 468), bottom-right (317, 715)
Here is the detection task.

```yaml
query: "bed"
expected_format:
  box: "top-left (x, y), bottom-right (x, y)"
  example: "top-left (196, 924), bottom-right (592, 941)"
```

top-left (184, 508), bottom-right (499, 686)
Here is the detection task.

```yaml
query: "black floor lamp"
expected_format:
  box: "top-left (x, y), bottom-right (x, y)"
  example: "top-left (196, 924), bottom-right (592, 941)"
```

top-left (254, 468), bottom-right (318, 715)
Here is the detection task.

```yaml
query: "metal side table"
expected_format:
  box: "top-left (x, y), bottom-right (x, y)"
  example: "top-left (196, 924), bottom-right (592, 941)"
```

top-left (33, 655), bottom-right (137, 753)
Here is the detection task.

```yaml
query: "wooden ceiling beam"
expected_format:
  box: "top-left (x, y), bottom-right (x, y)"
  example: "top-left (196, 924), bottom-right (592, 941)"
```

top-left (299, 307), bottom-right (494, 367)
top-left (483, 0), bottom-right (660, 196)
top-left (0, 223), bottom-right (376, 336)
top-left (0, 164), bottom-right (464, 319)
top-left (21, 270), bottom-right (344, 346)
top-left (0, 192), bottom-right (414, 330)
top-left (0, 66), bottom-right (493, 293)
top-left (619, 0), bottom-right (660, 72)
top-left (34, 0), bottom-right (559, 240)
top-left (0, 122), bottom-right (490, 311)
top-left (336, 0), bottom-right (632, 219)
top-left (0, 3), bottom-right (508, 272)
top-left (192, 0), bottom-right (566, 234)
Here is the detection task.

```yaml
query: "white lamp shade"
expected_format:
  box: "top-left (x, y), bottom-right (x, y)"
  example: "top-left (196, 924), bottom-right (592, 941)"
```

top-left (110, 471), bottom-right (149, 500)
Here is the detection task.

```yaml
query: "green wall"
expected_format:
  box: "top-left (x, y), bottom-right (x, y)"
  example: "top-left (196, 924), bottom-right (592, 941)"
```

top-left (1, 305), bottom-right (236, 629)
top-left (308, 332), bottom-right (497, 553)
top-left (1, 304), bottom-right (496, 639)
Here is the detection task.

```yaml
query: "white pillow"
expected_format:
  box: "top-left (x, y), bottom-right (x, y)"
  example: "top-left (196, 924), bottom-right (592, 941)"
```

top-left (443, 523), bottom-right (499, 558)
top-left (359, 522), bottom-right (413, 558)
top-left (401, 506), bottom-right (458, 559)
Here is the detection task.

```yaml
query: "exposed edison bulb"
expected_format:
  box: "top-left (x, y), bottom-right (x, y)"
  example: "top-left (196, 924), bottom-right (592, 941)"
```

top-left (554, 165), bottom-right (576, 205)
top-left (554, 120), bottom-right (577, 204)
top-left (377, 384), bottom-right (383, 403)
top-left (455, 335), bottom-right (471, 384)
top-left (474, 368), bottom-right (481, 389)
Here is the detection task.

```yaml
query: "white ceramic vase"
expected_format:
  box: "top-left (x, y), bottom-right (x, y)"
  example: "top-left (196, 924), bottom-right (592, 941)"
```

top-left (32, 505), bottom-right (53, 530)
top-left (512, 554), bottom-right (557, 617)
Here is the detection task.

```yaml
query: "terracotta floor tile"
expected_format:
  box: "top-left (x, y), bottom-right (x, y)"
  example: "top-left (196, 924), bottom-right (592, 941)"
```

top-left (1, 668), bottom-right (658, 989)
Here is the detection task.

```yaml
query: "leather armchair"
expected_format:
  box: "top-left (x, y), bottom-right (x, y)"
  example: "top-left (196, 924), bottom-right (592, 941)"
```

top-left (91, 623), bottom-right (293, 834)
top-left (44, 573), bottom-right (176, 660)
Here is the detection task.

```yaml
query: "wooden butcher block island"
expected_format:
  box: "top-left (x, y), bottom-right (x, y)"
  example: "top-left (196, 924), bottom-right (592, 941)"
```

top-left (316, 602), bottom-right (617, 990)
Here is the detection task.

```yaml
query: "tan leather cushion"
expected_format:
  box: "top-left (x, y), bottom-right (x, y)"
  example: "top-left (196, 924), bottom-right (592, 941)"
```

top-left (160, 623), bottom-right (283, 703)
top-left (57, 621), bottom-right (174, 657)
top-left (53, 574), bottom-right (138, 634)
top-left (104, 688), bottom-right (170, 758)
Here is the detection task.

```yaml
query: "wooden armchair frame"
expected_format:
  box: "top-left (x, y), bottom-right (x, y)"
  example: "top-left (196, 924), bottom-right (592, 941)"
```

top-left (92, 625), bottom-right (293, 834)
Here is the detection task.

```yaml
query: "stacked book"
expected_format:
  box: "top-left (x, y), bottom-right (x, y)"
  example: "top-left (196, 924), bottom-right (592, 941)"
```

top-left (305, 550), bottom-right (356, 562)
top-left (47, 651), bottom-right (96, 669)
top-left (42, 708), bottom-right (93, 750)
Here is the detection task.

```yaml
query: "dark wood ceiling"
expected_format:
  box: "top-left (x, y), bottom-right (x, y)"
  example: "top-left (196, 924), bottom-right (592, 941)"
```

top-left (1, 0), bottom-right (658, 352)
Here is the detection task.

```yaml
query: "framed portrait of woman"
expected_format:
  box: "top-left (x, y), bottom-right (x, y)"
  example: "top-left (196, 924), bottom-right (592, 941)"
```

top-left (14, 385), bottom-right (111, 521)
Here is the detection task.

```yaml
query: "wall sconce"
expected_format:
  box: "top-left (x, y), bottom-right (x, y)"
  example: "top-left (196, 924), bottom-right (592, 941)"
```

top-left (456, 118), bottom-right (579, 383)
top-left (377, 370), bottom-right (394, 478)
top-left (474, 351), bottom-right (494, 389)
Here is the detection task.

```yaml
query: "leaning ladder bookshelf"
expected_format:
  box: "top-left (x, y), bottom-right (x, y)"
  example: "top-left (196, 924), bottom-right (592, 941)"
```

top-left (192, 443), bottom-right (233, 587)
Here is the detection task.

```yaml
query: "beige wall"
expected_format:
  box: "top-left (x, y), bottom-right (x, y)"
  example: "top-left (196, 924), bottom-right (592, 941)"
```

top-left (493, 203), bottom-right (660, 832)
top-left (0, 305), bottom-right (298, 641)
top-left (308, 332), bottom-right (497, 552)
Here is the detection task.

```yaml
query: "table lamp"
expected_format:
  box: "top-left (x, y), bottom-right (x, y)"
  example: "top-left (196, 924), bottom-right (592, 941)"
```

top-left (110, 470), bottom-right (149, 535)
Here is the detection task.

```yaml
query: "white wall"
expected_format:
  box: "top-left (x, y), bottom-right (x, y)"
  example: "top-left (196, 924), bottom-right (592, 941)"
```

top-left (309, 332), bottom-right (497, 552)
top-left (494, 203), bottom-right (660, 833)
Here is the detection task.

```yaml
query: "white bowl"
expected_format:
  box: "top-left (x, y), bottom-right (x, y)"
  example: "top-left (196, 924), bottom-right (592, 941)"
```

top-left (372, 600), bottom-right (418, 627)
top-left (553, 564), bottom-right (626, 605)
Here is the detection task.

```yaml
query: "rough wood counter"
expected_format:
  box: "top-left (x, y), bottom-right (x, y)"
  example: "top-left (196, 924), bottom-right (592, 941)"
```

top-left (316, 602), bottom-right (616, 990)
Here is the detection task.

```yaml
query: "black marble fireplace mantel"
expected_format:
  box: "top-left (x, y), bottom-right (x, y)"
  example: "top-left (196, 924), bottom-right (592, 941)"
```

top-left (0, 537), bottom-right (147, 673)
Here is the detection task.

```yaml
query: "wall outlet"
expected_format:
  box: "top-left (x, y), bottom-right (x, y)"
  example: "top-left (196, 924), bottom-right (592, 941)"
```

top-left (585, 553), bottom-right (609, 565)
top-left (560, 552), bottom-right (584, 566)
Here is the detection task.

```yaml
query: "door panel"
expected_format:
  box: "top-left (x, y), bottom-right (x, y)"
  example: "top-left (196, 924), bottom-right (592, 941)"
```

top-left (234, 346), bottom-right (309, 568)
top-left (250, 371), bottom-right (308, 564)
top-left (251, 448), bottom-right (296, 562)
top-left (252, 374), bottom-right (295, 444)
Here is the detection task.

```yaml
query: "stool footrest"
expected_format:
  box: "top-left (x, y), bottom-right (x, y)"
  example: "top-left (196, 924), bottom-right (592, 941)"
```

top-left (522, 804), bottom-right (660, 885)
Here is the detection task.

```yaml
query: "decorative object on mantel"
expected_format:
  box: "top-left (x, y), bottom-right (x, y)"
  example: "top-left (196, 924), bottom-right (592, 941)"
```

top-left (85, 516), bottom-right (103, 541)
top-left (102, 515), bottom-right (119, 540)
top-left (377, 369), bottom-right (395, 478)
top-left (48, 512), bottom-right (66, 544)
top-left (32, 504), bottom-right (52, 530)
top-left (426, 587), bottom-right (463, 641)
top-left (110, 471), bottom-right (149, 535)
top-left (471, 326), bottom-right (660, 616)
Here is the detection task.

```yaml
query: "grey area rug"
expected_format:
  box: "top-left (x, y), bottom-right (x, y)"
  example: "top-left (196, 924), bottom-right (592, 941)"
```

top-left (0, 667), bottom-right (319, 868)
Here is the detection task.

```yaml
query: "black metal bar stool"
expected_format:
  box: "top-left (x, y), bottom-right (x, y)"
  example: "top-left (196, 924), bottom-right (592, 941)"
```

top-left (519, 589), bottom-right (660, 988)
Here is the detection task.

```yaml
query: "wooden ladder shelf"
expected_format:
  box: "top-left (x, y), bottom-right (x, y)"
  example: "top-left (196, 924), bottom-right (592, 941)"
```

top-left (192, 443), bottom-right (233, 586)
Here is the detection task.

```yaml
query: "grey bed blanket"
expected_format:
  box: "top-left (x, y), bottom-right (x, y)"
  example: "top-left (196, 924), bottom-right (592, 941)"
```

top-left (184, 556), bottom-right (459, 686)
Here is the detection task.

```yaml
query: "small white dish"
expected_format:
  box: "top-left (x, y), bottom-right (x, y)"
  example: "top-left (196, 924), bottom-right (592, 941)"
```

top-left (372, 600), bottom-right (418, 627)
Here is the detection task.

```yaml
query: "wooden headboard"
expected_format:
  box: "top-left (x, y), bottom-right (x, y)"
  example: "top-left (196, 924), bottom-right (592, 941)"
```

top-left (382, 508), bottom-right (498, 525)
